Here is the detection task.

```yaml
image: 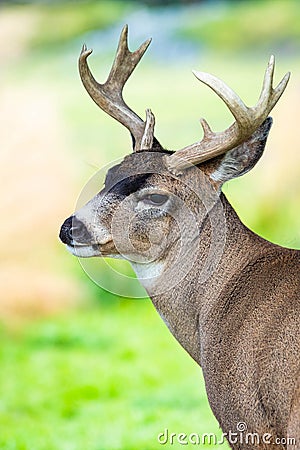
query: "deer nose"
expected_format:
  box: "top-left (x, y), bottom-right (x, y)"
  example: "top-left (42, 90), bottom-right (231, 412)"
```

top-left (59, 216), bottom-right (91, 245)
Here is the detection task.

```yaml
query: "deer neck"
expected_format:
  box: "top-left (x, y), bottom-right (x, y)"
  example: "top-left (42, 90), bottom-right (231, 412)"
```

top-left (132, 193), bottom-right (271, 365)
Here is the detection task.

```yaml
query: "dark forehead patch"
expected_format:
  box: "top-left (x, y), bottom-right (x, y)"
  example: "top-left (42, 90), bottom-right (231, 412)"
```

top-left (104, 151), bottom-right (172, 198)
top-left (106, 173), bottom-right (151, 197)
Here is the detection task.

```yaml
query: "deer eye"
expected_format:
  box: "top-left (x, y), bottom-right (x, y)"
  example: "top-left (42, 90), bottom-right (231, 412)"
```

top-left (143, 193), bottom-right (168, 206)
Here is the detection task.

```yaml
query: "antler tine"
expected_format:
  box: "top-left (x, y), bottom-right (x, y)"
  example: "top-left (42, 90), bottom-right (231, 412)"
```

top-left (167, 57), bottom-right (290, 172)
top-left (107, 25), bottom-right (151, 89)
top-left (79, 25), bottom-right (156, 152)
top-left (141, 109), bottom-right (155, 150)
top-left (258, 55), bottom-right (275, 106)
top-left (193, 71), bottom-right (250, 129)
top-left (256, 55), bottom-right (290, 117)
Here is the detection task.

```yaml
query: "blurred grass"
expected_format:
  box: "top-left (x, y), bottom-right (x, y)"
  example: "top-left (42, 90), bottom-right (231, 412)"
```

top-left (0, 1), bottom-right (300, 449)
top-left (0, 301), bottom-right (225, 450)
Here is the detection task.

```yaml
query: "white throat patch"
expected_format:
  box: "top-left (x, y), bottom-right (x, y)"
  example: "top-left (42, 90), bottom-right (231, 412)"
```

top-left (131, 260), bottom-right (164, 291)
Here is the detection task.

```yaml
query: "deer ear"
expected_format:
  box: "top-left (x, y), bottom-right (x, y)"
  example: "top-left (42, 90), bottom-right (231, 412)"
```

top-left (208, 117), bottom-right (272, 185)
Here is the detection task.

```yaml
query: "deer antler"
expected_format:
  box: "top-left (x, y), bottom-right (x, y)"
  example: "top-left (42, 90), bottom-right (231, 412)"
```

top-left (79, 25), bottom-right (159, 152)
top-left (167, 56), bottom-right (290, 172)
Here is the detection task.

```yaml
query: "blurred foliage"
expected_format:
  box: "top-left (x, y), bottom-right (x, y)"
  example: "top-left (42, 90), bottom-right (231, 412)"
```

top-left (179, 0), bottom-right (300, 53)
top-left (29, 1), bottom-right (131, 49)
top-left (2, 0), bottom-right (300, 55)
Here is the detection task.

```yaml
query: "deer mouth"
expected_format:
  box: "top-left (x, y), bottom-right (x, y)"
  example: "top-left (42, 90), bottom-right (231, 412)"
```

top-left (66, 240), bottom-right (118, 258)
top-left (64, 236), bottom-right (118, 258)
top-left (66, 242), bottom-right (101, 258)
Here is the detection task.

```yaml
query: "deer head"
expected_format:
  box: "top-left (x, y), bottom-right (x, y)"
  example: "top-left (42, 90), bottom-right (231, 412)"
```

top-left (59, 25), bottom-right (289, 293)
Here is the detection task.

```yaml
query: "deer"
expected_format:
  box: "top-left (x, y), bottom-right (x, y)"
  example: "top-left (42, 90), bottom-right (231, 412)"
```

top-left (59, 26), bottom-right (300, 449)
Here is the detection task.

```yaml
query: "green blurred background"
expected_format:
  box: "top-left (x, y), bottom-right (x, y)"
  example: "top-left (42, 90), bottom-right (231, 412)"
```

top-left (0, 0), bottom-right (300, 449)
